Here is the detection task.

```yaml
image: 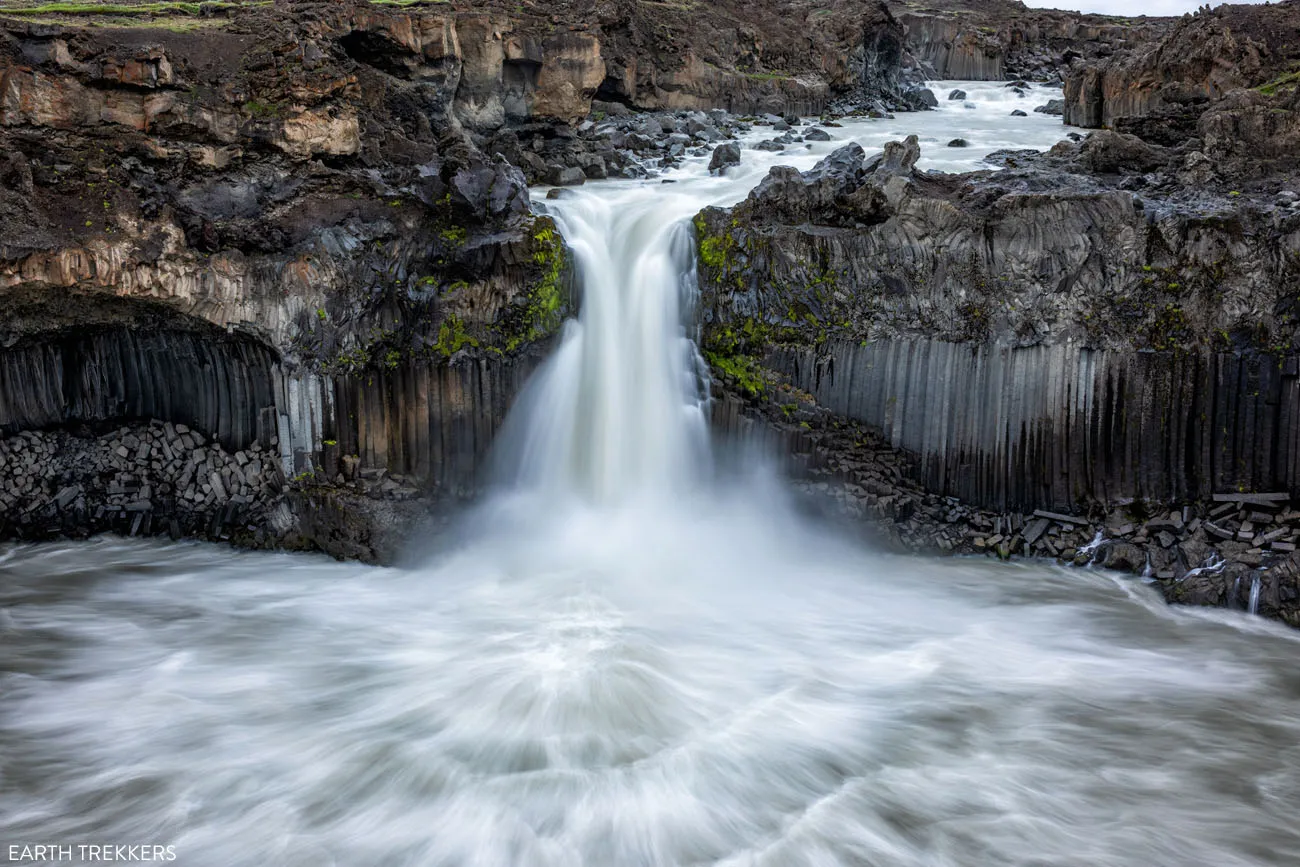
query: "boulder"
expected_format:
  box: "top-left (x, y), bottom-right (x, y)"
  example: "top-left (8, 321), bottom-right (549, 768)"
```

top-left (867, 134), bottom-right (920, 177)
top-left (1034, 99), bottom-right (1065, 116)
top-left (903, 88), bottom-right (939, 110)
top-left (948, 89), bottom-right (967, 101)
top-left (1098, 541), bottom-right (1145, 572)
top-left (1078, 130), bottom-right (1170, 173)
top-left (546, 165), bottom-right (587, 186)
top-left (708, 142), bottom-right (741, 173)
top-left (449, 155), bottom-right (530, 221)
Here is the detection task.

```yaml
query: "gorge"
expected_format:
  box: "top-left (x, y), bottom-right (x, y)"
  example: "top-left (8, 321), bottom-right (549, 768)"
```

top-left (3, 0), bottom-right (1300, 862)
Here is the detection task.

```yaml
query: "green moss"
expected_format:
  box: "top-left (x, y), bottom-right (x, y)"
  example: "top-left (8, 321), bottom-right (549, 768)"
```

top-left (316, 307), bottom-right (327, 322)
top-left (434, 314), bottom-right (478, 357)
top-left (439, 225), bottom-right (468, 246)
top-left (244, 99), bottom-right (281, 119)
top-left (504, 221), bottom-right (566, 350)
top-left (695, 214), bottom-right (734, 271)
top-left (703, 350), bottom-right (768, 398)
top-left (1257, 67), bottom-right (1300, 97)
top-left (1148, 303), bottom-right (1191, 352)
top-left (3, 1), bottom-right (257, 15)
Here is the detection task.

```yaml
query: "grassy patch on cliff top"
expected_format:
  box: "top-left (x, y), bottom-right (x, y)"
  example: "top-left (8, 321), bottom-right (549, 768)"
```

top-left (367, 0), bottom-right (450, 7)
top-left (0, 1), bottom-right (267, 28)
top-left (3, 1), bottom-right (244, 13)
top-left (1258, 66), bottom-right (1300, 97)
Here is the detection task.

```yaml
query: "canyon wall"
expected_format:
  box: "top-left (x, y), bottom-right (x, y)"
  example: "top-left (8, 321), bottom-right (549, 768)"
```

top-left (694, 135), bottom-right (1300, 513)
top-left (893, 0), bottom-right (1169, 82)
top-left (1062, 0), bottom-right (1300, 176)
top-left (771, 339), bottom-right (1300, 512)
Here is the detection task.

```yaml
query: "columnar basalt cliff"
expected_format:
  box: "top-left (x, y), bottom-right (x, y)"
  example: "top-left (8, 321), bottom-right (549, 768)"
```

top-left (0, 1), bottom-right (587, 557)
top-left (692, 0), bottom-right (1300, 625)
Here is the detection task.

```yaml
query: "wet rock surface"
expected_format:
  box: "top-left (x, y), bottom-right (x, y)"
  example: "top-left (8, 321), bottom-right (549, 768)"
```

top-left (893, 0), bottom-right (1171, 82)
top-left (0, 416), bottom-right (461, 563)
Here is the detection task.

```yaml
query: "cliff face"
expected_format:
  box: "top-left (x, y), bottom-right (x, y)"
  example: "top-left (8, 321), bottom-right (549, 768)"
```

top-left (695, 136), bottom-right (1300, 509)
top-left (891, 0), bottom-right (1170, 82)
top-left (0, 2), bottom-right (585, 556)
top-left (694, 129), bottom-right (1300, 621)
top-left (1063, 0), bottom-right (1300, 179)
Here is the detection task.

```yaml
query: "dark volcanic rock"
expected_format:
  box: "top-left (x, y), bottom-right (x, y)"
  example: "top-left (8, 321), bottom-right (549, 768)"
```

top-left (1076, 130), bottom-right (1170, 173)
top-left (547, 165), bottom-right (588, 186)
top-left (709, 142), bottom-right (743, 173)
top-left (904, 87), bottom-right (939, 110)
top-left (694, 134), bottom-right (1300, 519)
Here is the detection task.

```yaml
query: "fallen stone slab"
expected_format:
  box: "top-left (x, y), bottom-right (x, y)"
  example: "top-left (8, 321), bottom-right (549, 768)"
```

top-left (1033, 509), bottom-right (1090, 526)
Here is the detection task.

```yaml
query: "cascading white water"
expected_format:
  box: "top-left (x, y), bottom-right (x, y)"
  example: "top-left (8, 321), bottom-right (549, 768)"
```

top-left (5, 84), bottom-right (1300, 867)
top-left (499, 190), bottom-right (711, 500)
top-left (501, 79), bottom-right (1075, 502)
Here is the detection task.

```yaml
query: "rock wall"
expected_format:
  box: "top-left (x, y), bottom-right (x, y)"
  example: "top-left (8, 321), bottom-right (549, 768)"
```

top-left (710, 378), bottom-right (1300, 627)
top-left (1062, 0), bottom-right (1300, 153)
top-left (695, 137), bottom-right (1300, 513)
top-left (895, 3), bottom-right (1170, 83)
top-left (307, 350), bottom-right (545, 491)
top-left (771, 339), bottom-right (1300, 512)
top-left (0, 325), bottom-right (279, 451)
top-left (0, 3), bottom-right (577, 552)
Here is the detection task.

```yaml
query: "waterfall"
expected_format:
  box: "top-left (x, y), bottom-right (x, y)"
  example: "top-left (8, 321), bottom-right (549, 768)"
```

top-left (499, 188), bottom-right (713, 500)
top-left (488, 81), bottom-right (1073, 504)
top-left (1248, 574), bottom-right (1262, 616)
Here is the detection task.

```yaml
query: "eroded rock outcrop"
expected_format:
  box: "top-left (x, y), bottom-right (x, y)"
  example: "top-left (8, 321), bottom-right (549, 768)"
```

top-left (1063, 0), bottom-right (1300, 180)
top-left (892, 0), bottom-right (1170, 82)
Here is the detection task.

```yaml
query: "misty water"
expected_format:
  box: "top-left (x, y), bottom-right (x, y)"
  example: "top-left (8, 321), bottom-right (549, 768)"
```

top-left (3, 84), bottom-right (1300, 866)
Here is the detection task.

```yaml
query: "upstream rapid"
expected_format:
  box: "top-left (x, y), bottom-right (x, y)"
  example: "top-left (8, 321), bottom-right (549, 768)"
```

top-left (3, 83), bottom-right (1300, 867)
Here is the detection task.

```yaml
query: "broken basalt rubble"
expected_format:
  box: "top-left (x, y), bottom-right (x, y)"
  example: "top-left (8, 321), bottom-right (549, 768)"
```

top-left (715, 380), bottom-right (1300, 627)
top-left (0, 420), bottom-right (438, 564)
